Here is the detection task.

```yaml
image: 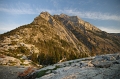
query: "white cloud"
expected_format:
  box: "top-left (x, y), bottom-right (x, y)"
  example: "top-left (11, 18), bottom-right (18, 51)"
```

top-left (36, 9), bottom-right (120, 21)
top-left (0, 3), bottom-right (120, 33)
top-left (0, 7), bottom-right (35, 14)
top-left (99, 26), bottom-right (120, 33)
top-left (0, 3), bottom-right (35, 14)
top-left (0, 2), bottom-right (120, 21)
top-left (63, 9), bottom-right (120, 21)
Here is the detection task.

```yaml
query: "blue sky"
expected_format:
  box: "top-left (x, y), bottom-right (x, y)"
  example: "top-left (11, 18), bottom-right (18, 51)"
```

top-left (0, 0), bottom-right (120, 34)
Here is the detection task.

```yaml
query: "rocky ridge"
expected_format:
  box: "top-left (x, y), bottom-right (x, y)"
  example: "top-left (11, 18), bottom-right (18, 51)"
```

top-left (54, 13), bottom-right (120, 54)
top-left (0, 12), bottom-right (120, 66)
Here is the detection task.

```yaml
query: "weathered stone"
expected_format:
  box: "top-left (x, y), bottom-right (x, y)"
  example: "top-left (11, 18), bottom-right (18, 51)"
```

top-left (92, 61), bottom-right (113, 68)
top-left (46, 70), bottom-right (51, 74)
top-left (21, 55), bottom-right (28, 60)
top-left (102, 55), bottom-right (116, 61)
top-left (28, 54), bottom-right (120, 79)
top-left (93, 56), bottom-right (104, 62)
top-left (116, 59), bottom-right (120, 64)
top-left (71, 63), bottom-right (77, 67)
top-left (64, 63), bottom-right (70, 67)
top-left (80, 63), bottom-right (88, 68)
top-left (92, 74), bottom-right (104, 79)
top-left (116, 54), bottom-right (120, 60)
top-left (87, 61), bottom-right (94, 67)
top-left (51, 70), bottom-right (57, 74)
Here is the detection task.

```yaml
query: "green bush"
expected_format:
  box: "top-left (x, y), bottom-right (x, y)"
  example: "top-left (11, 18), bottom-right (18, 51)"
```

top-left (36, 65), bottom-right (60, 78)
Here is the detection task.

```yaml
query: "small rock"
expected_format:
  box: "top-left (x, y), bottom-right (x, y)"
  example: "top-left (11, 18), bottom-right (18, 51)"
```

top-left (79, 61), bottom-right (89, 67)
top-left (65, 63), bottom-right (70, 66)
top-left (116, 59), bottom-right (120, 64)
top-left (21, 55), bottom-right (28, 60)
top-left (94, 56), bottom-right (104, 61)
top-left (46, 70), bottom-right (51, 74)
top-left (71, 63), bottom-right (76, 67)
top-left (51, 70), bottom-right (57, 74)
top-left (88, 61), bottom-right (94, 67)
top-left (71, 63), bottom-right (80, 67)
top-left (116, 54), bottom-right (120, 60)
top-left (102, 56), bottom-right (116, 61)
top-left (75, 63), bottom-right (80, 67)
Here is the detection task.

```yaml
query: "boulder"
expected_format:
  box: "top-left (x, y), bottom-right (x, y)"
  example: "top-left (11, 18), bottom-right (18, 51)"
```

top-left (91, 55), bottom-right (116, 68)
top-left (92, 61), bottom-right (113, 68)
top-left (102, 55), bottom-right (116, 61)
top-left (116, 54), bottom-right (120, 60)
top-left (51, 70), bottom-right (57, 74)
top-left (93, 56), bottom-right (104, 61)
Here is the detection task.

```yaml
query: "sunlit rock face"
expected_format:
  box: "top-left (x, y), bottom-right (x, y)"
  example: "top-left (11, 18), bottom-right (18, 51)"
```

top-left (0, 12), bottom-right (120, 66)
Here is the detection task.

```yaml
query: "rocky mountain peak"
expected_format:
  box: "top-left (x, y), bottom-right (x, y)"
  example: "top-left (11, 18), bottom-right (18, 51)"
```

top-left (54, 13), bottom-right (100, 32)
top-left (59, 14), bottom-right (80, 22)
top-left (59, 13), bottom-right (69, 18)
top-left (69, 16), bottom-right (81, 22)
top-left (39, 11), bottom-right (51, 21)
top-left (40, 11), bottom-right (51, 17)
top-left (32, 11), bottom-right (52, 24)
top-left (0, 12), bottom-right (120, 67)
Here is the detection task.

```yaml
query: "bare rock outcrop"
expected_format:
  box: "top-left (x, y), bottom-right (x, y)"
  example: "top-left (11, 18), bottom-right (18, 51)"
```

top-left (91, 54), bottom-right (120, 68)
top-left (35, 53), bottom-right (120, 79)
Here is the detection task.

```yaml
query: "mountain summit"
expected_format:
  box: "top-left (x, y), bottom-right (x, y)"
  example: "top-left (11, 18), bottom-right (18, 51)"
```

top-left (0, 12), bottom-right (120, 65)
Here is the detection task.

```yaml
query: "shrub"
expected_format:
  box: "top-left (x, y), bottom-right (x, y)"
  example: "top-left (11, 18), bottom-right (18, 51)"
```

top-left (36, 65), bottom-right (60, 78)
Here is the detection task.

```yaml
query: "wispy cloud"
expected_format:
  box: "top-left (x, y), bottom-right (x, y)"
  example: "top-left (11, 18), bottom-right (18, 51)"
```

top-left (0, 7), bottom-right (35, 14)
top-left (63, 9), bottom-right (120, 21)
top-left (0, 3), bottom-right (35, 14)
top-left (0, 3), bottom-right (120, 21)
top-left (99, 26), bottom-right (120, 33)
top-left (36, 9), bottom-right (120, 21)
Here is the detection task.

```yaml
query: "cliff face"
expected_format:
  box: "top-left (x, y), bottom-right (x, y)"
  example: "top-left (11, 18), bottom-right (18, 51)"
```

top-left (54, 14), bottom-right (120, 55)
top-left (0, 12), bottom-right (120, 65)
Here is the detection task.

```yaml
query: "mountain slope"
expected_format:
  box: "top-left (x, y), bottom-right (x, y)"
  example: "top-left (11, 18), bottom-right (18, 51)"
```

top-left (0, 12), bottom-right (120, 65)
top-left (54, 14), bottom-right (120, 55)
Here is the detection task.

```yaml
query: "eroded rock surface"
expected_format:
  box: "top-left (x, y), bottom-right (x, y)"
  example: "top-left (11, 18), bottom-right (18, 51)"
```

top-left (35, 53), bottom-right (120, 79)
top-left (0, 54), bottom-right (120, 79)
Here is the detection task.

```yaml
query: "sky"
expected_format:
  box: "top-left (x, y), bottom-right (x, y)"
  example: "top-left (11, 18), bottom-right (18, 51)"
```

top-left (0, 0), bottom-right (120, 34)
